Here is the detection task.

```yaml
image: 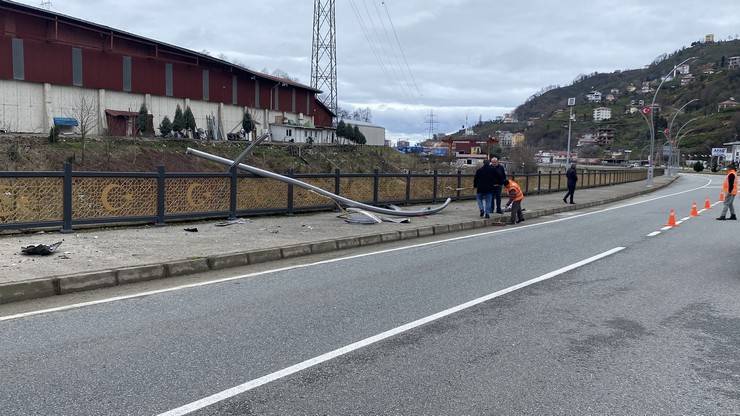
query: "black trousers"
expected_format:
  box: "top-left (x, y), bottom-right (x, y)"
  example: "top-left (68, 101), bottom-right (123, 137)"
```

top-left (492, 186), bottom-right (503, 213)
top-left (564, 185), bottom-right (575, 203)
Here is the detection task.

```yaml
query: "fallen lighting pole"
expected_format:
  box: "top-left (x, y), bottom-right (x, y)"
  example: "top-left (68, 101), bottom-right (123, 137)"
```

top-left (186, 148), bottom-right (452, 217)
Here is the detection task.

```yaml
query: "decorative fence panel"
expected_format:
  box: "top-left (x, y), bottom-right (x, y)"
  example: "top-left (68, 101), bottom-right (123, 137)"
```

top-left (0, 164), bottom-right (660, 232)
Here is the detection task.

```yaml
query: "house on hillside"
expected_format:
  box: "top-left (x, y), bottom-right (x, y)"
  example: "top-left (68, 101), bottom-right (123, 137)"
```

top-left (512, 132), bottom-right (526, 147)
top-left (593, 107), bottom-right (612, 121)
top-left (705, 34), bottom-right (715, 43)
top-left (497, 131), bottom-right (514, 147)
top-left (718, 98), bottom-right (739, 112)
top-left (596, 128), bottom-right (616, 146)
top-left (641, 82), bottom-right (653, 94)
top-left (605, 94), bottom-right (616, 103)
top-left (676, 64), bottom-right (691, 76)
top-left (729, 56), bottom-right (740, 70)
top-left (577, 133), bottom-right (597, 147)
top-left (680, 74), bottom-right (695, 86)
top-left (586, 91), bottom-right (602, 103)
top-left (610, 88), bottom-right (620, 95)
top-left (626, 84), bottom-right (637, 93)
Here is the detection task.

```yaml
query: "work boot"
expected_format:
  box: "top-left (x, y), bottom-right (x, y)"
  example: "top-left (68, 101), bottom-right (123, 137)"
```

top-left (717, 216), bottom-right (727, 221)
top-left (570, 201), bottom-right (576, 204)
top-left (484, 214), bottom-right (490, 219)
top-left (480, 209), bottom-right (484, 217)
top-left (563, 197), bottom-right (568, 204)
top-left (731, 215), bottom-right (738, 220)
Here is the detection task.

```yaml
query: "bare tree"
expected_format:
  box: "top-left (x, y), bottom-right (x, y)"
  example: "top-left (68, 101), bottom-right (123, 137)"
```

top-left (69, 94), bottom-right (98, 165)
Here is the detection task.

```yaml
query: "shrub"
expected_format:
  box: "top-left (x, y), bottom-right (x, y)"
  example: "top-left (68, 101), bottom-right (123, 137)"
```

top-left (158, 116), bottom-right (173, 137)
top-left (693, 161), bottom-right (704, 172)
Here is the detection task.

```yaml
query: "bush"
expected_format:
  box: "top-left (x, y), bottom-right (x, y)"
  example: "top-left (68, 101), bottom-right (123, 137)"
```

top-left (172, 105), bottom-right (185, 133)
top-left (183, 106), bottom-right (197, 133)
top-left (48, 126), bottom-right (60, 144)
top-left (158, 116), bottom-right (173, 137)
top-left (137, 103), bottom-right (148, 135)
top-left (693, 161), bottom-right (704, 172)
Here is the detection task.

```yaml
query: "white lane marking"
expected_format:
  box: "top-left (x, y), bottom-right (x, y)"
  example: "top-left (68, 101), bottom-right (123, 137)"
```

top-left (698, 209), bottom-right (706, 214)
top-left (661, 226), bottom-right (673, 231)
top-left (680, 217), bottom-right (691, 221)
top-left (156, 247), bottom-right (626, 416)
top-left (713, 202), bottom-right (722, 207)
top-left (0, 178), bottom-right (711, 323)
top-left (647, 231), bottom-right (661, 237)
top-left (676, 220), bottom-right (685, 225)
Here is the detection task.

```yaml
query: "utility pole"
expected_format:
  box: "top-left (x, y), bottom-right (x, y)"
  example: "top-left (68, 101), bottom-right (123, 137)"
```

top-left (425, 110), bottom-right (440, 141)
top-left (311, 0), bottom-right (337, 118)
top-left (566, 97), bottom-right (576, 166)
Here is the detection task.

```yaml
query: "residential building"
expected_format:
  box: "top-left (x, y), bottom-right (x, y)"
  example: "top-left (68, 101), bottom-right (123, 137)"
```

top-left (270, 121), bottom-right (335, 144)
top-left (728, 56), bottom-right (740, 70)
top-left (577, 134), bottom-right (597, 147)
top-left (593, 107), bottom-right (612, 121)
top-left (641, 81), bottom-right (653, 94)
top-left (680, 74), bottom-right (695, 86)
top-left (626, 84), bottom-right (637, 93)
top-left (502, 113), bottom-right (518, 123)
top-left (512, 132), bottom-right (526, 147)
top-left (610, 88), bottom-right (620, 95)
top-left (0, 1), bottom-right (335, 140)
top-left (705, 34), bottom-right (715, 43)
top-left (397, 140), bottom-right (411, 148)
top-left (605, 94), bottom-right (616, 102)
top-left (676, 64), bottom-right (691, 76)
top-left (718, 98), bottom-right (739, 112)
top-left (497, 131), bottom-right (514, 147)
top-left (586, 91), bottom-right (602, 103)
top-left (596, 128), bottom-right (616, 146)
top-left (442, 136), bottom-right (499, 166)
top-left (384, 139), bottom-right (393, 147)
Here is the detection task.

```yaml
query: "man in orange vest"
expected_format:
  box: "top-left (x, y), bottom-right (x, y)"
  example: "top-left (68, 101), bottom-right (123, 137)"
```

top-left (504, 179), bottom-right (525, 224)
top-left (718, 162), bottom-right (737, 220)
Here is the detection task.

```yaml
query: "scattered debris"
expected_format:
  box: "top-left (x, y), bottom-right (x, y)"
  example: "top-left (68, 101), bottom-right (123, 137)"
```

top-left (21, 241), bottom-right (63, 256)
top-left (340, 208), bottom-right (383, 225)
top-left (215, 219), bottom-right (250, 227)
top-left (184, 228), bottom-right (199, 233)
top-left (302, 224), bottom-right (314, 230)
top-left (382, 217), bottom-right (411, 224)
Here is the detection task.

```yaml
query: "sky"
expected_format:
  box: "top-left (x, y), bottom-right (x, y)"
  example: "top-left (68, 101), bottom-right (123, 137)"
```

top-left (16, 0), bottom-right (740, 141)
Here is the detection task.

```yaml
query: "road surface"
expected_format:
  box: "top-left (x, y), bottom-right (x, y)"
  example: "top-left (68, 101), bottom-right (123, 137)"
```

top-left (1, 173), bottom-right (738, 415)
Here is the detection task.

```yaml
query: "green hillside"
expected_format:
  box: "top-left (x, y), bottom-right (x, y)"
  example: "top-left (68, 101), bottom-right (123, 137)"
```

top-left (475, 40), bottom-right (740, 157)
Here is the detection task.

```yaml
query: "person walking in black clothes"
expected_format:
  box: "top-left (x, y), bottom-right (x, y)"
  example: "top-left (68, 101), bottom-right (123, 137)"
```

top-left (490, 157), bottom-right (507, 214)
top-left (474, 159), bottom-right (496, 218)
top-left (563, 163), bottom-right (578, 204)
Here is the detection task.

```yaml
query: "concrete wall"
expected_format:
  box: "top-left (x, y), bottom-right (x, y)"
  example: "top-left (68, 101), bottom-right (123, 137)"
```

top-left (357, 125), bottom-right (386, 146)
top-left (0, 79), bottom-right (315, 137)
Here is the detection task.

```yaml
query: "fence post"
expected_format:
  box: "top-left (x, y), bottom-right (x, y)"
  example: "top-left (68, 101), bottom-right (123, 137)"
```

top-left (334, 169), bottom-right (341, 195)
top-left (156, 165), bottom-right (166, 226)
top-left (61, 162), bottom-right (73, 233)
top-left (548, 171), bottom-right (553, 193)
top-left (456, 169), bottom-right (462, 200)
top-left (537, 171), bottom-right (542, 194)
top-left (525, 173), bottom-right (530, 195)
top-left (373, 168), bottom-right (380, 204)
top-left (558, 170), bottom-right (561, 191)
top-left (432, 170), bottom-right (438, 203)
top-left (405, 170), bottom-right (412, 204)
top-left (287, 168), bottom-right (294, 215)
top-left (228, 166), bottom-right (238, 220)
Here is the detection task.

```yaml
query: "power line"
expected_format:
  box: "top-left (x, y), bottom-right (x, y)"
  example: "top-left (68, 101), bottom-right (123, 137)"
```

top-left (369, 0), bottom-right (418, 102)
top-left (382, 1), bottom-right (422, 97)
top-left (425, 110), bottom-right (440, 140)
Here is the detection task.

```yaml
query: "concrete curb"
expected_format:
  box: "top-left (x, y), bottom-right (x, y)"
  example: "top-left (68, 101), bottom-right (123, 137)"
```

top-left (0, 178), bottom-right (677, 305)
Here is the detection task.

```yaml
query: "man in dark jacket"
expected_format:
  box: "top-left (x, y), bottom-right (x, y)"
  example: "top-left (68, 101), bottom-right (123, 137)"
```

top-left (563, 163), bottom-right (578, 204)
top-left (490, 157), bottom-right (507, 214)
top-left (474, 160), bottom-right (496, 218)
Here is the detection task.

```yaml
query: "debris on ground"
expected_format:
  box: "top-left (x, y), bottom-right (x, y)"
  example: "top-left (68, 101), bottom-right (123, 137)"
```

top-left (302, 224), bottom-right (314, 230)
top-left (381, 217), bottom-right (411, 224)
top-left (21, 241), bottom-right (63, 256)
top-left (184, 228), bottom-right (199, 233)
top-left (215, 219), bottom-right (251, 227)
top-left (339, 208), bottom-right (383, 224)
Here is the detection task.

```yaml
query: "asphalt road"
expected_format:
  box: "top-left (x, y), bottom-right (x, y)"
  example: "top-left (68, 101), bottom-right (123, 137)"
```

top-left (1, 174), bottom-right (738, 415)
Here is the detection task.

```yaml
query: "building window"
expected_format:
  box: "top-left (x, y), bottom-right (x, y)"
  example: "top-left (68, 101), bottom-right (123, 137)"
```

top-left (232, 75), bottom-right (238, 105)
top-left (306, 94), bottom-right (311, 114)
top-left (291, 88), bottom-right (296, 113)
top-left (72, 48), bottom-right (83, 86)
top-left (122, 56), bottom-right (132, 92)
top-left (273, 86), bottom-right (279, 110)
top-left (286, 129), bottom-right (292, 137)
top-left (165, 63), bottom-right (173, 97)
top-left (11, 38), bottom-right (24, 80)
top-left (202, 69), bottom-right (209, 101)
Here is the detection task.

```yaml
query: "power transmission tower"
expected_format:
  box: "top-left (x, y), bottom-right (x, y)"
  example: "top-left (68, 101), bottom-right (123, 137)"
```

top-left (311, 0), bottom-right (338, 118)
top-left (40, 0), bottom-right (52, 9)
top-left (425, 110), bottom-right (440, 140)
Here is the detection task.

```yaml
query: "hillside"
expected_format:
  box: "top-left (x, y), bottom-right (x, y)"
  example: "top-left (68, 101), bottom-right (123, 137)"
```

top-left (469, 39), bottom-right (740, 157)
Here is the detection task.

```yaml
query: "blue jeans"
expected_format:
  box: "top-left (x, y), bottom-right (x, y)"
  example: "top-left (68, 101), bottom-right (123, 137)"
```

top-left (476, 193), bottom-right (493, 215)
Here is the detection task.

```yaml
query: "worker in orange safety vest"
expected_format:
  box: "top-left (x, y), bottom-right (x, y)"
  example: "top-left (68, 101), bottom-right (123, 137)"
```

top-left (718, 162), bottom-right (738, 221)
top-left (504, 179), bottom-right (525, 225)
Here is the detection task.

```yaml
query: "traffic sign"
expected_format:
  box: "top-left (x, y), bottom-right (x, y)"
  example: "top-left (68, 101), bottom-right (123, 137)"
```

top-left (712, 148), bottom-right (727, 157)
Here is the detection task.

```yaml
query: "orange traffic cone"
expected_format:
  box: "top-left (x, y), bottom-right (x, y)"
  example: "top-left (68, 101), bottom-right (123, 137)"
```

top-left (705, 198), bottom-right (711, 210)
top-left (666, 209), bottom-right (677, 227)
top-left (690, 202), bottom-right (699, 217)
top-left (720, 191), bottom-right (726, 202)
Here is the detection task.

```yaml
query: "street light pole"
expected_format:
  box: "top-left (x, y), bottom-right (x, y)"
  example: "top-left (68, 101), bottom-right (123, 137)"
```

top-left (666, 99), bottom-right (698, 176)
top-left (566, 97), bottom-right (576, 166)
top-left (647, 56), bottom-right (696, 186)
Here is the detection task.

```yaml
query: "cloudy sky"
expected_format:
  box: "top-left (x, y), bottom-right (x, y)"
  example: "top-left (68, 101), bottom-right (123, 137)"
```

top-left (17, 0), bottom-right (740, 141)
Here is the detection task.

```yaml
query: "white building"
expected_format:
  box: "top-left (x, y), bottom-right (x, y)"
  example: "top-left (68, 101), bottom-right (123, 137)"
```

top-left (342, 120), bottom-right (386, 146)
top-left (593, 107), bottom-right (612, 121)
top-left (269, 121), bottom-right (336, 144)
top-left (586, 91), bottom-right (602, 103)
top-left (676, 64), bottom-right (691, 76)
top-left (497, 131), bottom-right (514, 147)
top-left (728, 56), bottom-right (740, 70)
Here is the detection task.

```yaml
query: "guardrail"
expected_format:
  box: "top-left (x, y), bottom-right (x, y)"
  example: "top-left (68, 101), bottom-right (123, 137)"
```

top-left (0, 164), bottom-right (661, 232)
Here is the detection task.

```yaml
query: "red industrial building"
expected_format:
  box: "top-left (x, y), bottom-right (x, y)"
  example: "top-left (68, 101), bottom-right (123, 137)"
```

top-left (0, 0), bottom-right (334, 139)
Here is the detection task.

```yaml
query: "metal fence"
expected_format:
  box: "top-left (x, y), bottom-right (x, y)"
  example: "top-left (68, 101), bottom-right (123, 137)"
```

top-left (0, 164), bottom-right (660, 232)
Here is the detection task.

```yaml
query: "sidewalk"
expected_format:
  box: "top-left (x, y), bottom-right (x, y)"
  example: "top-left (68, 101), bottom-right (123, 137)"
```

top-left (0, 176), bottom-right (675, 304)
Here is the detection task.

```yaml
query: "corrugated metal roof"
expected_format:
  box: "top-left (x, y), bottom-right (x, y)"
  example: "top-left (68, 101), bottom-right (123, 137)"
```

top-left (53, 117), bottom-right (78, 127)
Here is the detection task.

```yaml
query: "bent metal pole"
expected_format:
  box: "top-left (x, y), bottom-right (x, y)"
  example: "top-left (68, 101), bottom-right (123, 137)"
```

top-left (186, 148), bottom-right (452, 217)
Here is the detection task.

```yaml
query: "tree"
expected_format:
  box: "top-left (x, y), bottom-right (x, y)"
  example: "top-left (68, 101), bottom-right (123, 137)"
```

top-left (344, 123), bottom-right (356, 143)
top-left (172, 105), bottom-right (185, 133)
top-left (579, 144), bottom-right (602, 158)
top-left (137, 103), bottom-right (148, 135)
top-left (241, 111), bottom-right (255, 135)
top-left (69, 93), bottom-right (98, 164)
top-left (183, 106), bottom-right (197, 134)
top-left (351, 107), bottom-right (372, 123)
top-left (336, 120), bottom-right (347, 140)
top-left (158, 116), bottom-right (172, 137)
top-left (693, 161), bottom-right (704, 172)
top-left (353, 125), bottom-right (366, 145)
top-left (509, 146), bottom-right (538, 173)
